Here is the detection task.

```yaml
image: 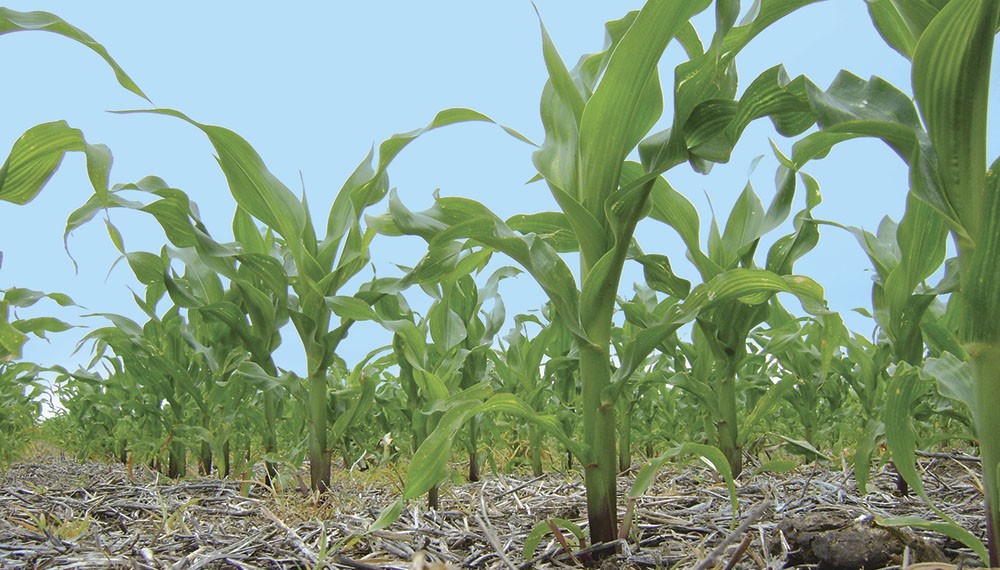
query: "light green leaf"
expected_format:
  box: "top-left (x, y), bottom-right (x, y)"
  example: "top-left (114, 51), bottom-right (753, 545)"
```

top-left (0, 122), bottom-right (110, 207)
top-left (523, 518), bottom-right (586, 560)
top-left (325, 296), bottom-right (378, 323)
top-left (615, 269), bottom-right (827, 384)
top-left (921, 352), bottom-right (975, 410)
top-left (0, 301), bottom-right (28, 359)
top-left (629, 442), bottom-right (738, 517)
top-left (0, 8), bottom-right (148, 101)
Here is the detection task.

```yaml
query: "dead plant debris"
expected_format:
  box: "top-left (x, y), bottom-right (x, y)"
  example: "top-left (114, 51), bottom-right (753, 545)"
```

top-left (0, 451), bottom-right (988, 569)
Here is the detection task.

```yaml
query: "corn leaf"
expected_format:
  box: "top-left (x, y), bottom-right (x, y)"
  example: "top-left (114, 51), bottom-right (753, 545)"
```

top-left (614, 268), bottom-right (827, 385)
top-left (629, 442), bottom-right (738, 516)
top-left (578, 0), bottom-right (708, 219)
top-left (0, 301), bottom-right (28, 359)
top-left (0, 122), bottom-right (111, 208)
top-left (383, 192), bottom-right (585, 340)
top-left (912, 0), bottom-right (996, 241)
top-left (884, 365), bottom-right (980, 553)
top-left (865, 0), bottom-right (941, 60)
top-left (878, 515), bottom-right (987, 564)
top-left (0, 8), bottom-right (148, 101)
top-left (126, 109), bottom-right (307, 249)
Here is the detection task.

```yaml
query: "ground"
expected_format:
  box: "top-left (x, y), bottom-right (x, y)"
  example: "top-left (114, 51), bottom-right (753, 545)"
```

top-left (0, 448), bottom-right (989, 569)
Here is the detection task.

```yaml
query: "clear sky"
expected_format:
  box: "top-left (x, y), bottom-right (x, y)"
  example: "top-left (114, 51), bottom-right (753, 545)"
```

top-left (1, 2), bottom-right (997, 377)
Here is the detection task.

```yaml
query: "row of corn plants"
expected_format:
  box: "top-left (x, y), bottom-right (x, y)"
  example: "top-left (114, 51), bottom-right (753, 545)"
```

top-left (2, 1), bottom-right (998, 563)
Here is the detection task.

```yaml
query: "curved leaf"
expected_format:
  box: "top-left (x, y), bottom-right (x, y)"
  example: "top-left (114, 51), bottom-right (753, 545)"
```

top-left (0, 8), bottom-right (148, 101)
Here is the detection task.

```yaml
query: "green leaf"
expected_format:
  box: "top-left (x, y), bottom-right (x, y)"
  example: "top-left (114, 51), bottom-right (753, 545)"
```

top-left (12, 316), bottom-right (74, 338)
top-left (403, 388), bottom-right (491, 500)
top-left (578, 0), bottom-right (709, 219)
top-left (865, 0), bottom-right (941, 59)
top-left (633, 254), bottom-right (691, 298)
top-left (506, 211), bottom-right (579, 253)
top-left (878, 515), bottom-right (987, 564)
top-left (884, 365), bottom-right (976, 547)
top-left (325, 296), bottom-right (378, 322)
top-left (479, 392), bottom-right (590, 463)
top-left (329, 350), bottom-right (384, 444)
top-left (125, 109), bottom-right (307, 247)
top-left (640, 163), bottom-right (719, 279)
top-left (629, 442), bottom-right (738, 517)
top-left (0, 8), bottom-right (148, 101)
top-left (743, 375), bottom-right (796, 434)
top-left (912, 0), bottom-right (996, 240)
top-left (921, 352), bottom-right (975, 411)
top-left (0, 301), bottom-right (28, 359)
top-left (615, 269), bottom-right (827, 384)
top-left (523, 518), bottom-right (586, 560)
top-left (387, 193), bottom-right (585, 340)
top-left (752, 459), bottom-right (799, 475)
top-left (0, 122), bottom-right (110, 207)
top-left (370, 498), bottom-right (404, 532)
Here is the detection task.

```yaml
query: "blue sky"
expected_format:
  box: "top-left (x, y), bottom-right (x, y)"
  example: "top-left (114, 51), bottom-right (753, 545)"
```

top-left (1, 2), bottom-right (996, 376)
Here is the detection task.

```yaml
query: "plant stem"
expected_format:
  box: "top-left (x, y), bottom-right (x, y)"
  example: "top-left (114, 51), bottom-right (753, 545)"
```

top-left (262, 388), bottom-right (279, 486)
top-left (528, 423), bottom-right (544, 477)
top-left (716, 358), bottom-right (742, 478)
top-left (579, 341), bottom-right (617, 544)
top-left (307, 367), bottom-right (330, 492)
top-left (619, 404), bottom-right (632, 472)
top-left (969, 343), bottom-right (1000, 565)
top-left (468, 416), bottom-right (481, 482)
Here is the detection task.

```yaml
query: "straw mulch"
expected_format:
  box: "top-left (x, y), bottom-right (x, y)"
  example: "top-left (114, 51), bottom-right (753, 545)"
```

top-left (0, 448), bottom-right (988, 569)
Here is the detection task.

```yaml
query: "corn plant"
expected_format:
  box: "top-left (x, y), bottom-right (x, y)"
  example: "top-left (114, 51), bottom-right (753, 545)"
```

top-left (0, 359), bottom-right (44, 465)
top-left (332, 252), bottom-right (513, 504)
top-left (0, 287), bottom-right (76, 361)
top-left (492, 308), bottom-right (571, 476)
top-left (781, 1), bottom-right (1000, 561)
top-left (752, 311), bottom-right (850, 450)
top-left (613, 286), bottom-right (685, 469)
top-left (370, 1), bottom-right (833, 544)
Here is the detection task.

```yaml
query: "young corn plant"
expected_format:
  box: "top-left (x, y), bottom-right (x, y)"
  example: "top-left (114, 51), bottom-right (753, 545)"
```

top-left (117, 105), bottom-right (526, 492)
top-left (371, 1), bottom-right (830, 543)
top-left (333, 250), bottom-right (512, 503)
top-left (491, 308), bottom-right (571, 476)
top-left (0, 287), bottom-right (76, 361)
top-left (67, 116), bottom-right (414, 491)
top-left (636, 165), bottom-right (823, 476)
top-left (0, 359), bottom-right (45, 465)
top-left (785, 1), bottom-right (1000, 561)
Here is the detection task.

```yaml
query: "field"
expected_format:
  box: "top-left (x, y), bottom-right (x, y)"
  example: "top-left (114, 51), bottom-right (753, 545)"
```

top-left (2, 2), bottom-right (1000, 568)
top-left (0, 446), bottom-right (986, 569)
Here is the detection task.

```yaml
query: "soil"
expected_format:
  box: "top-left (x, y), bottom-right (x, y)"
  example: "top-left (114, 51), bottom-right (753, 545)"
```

top-left (0, 448), bottom-right (989, 569)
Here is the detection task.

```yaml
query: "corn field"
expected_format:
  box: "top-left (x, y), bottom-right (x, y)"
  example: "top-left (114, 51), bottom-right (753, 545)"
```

top-left (1, 2), bottom-right (999, 568)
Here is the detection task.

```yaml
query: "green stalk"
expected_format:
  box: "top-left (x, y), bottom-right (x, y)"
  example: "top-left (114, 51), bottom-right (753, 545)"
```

top-left (199, 414), bottom-right (212, 475)
top-left (962, 163), bottom-right (1000, 564)
top-left (969, 344), bottom-right (1000, 564)
top-left (307, 364), bottom-right (331, 492)
top-left (579, 341), bottom-right (617, 544)
top-left (261, 389), bottom-right (278, 485)
top-left (528, 423), bottom-right (544, 477)
top-left (618, 403), bottom-right (632, 472)
top-left (715, 357), bottom-right (742, 478)
top-left (258, 356), bottom-right (281, 486)
top-left (467, 416), bottom-right (481, 482)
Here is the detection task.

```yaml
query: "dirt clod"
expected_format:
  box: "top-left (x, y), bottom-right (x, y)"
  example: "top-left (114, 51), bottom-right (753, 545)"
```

top-left (777, 508), bottom-right (947, 569)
